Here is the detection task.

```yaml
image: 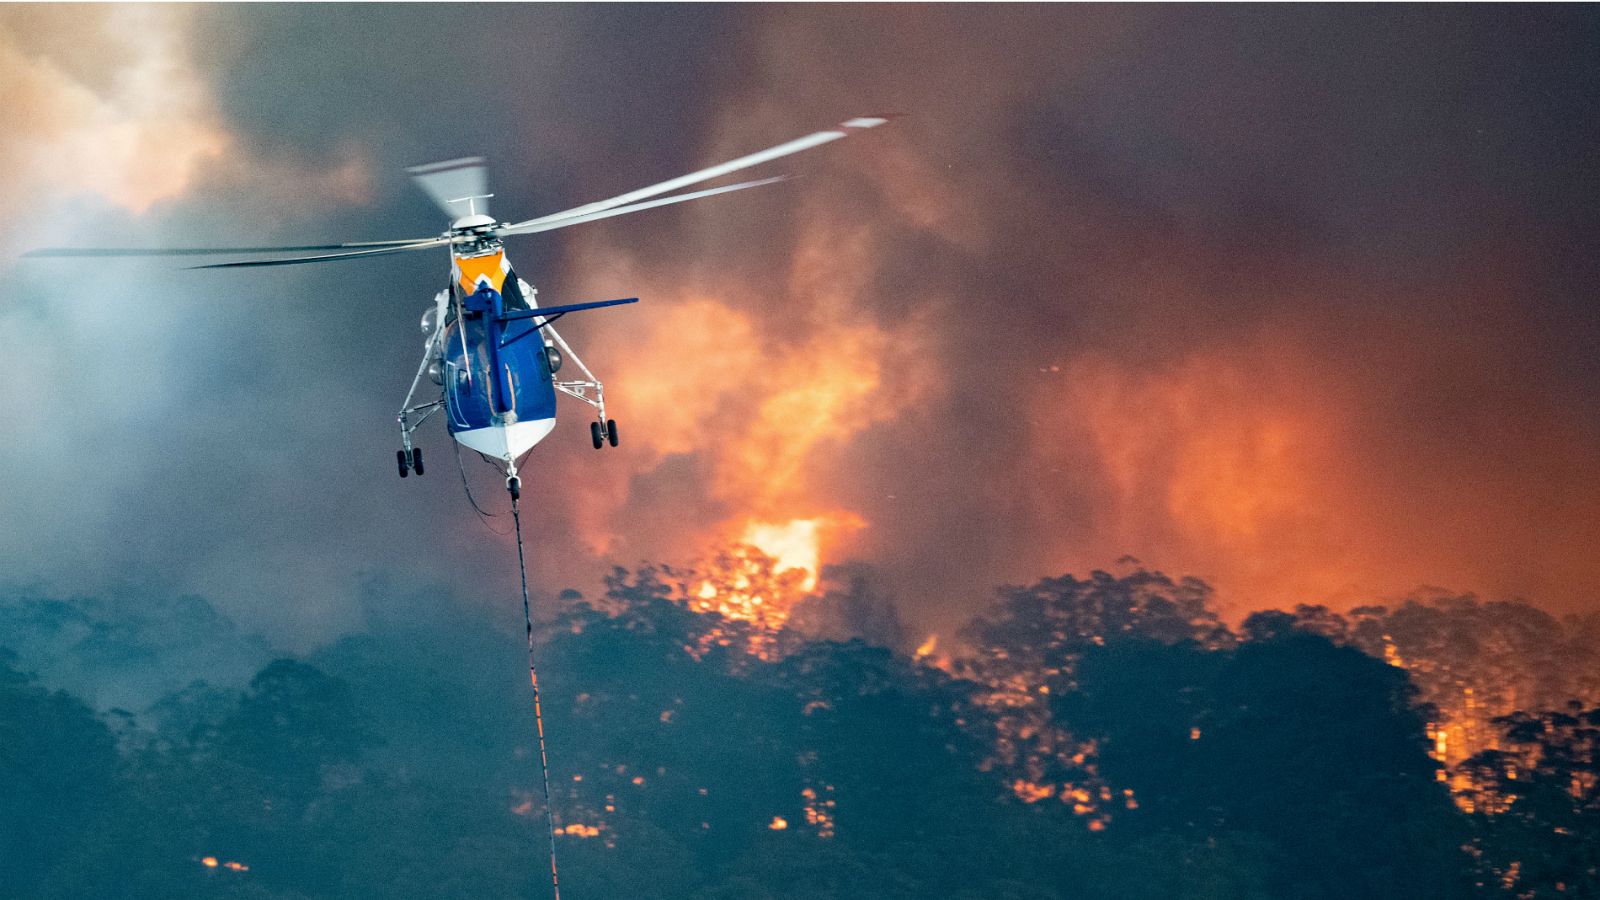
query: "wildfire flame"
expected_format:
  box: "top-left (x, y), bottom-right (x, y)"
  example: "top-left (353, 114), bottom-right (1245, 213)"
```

top-left (670, 513), bottom-right (875, 659)
top-left (740, 519), bottom-right (825, 592)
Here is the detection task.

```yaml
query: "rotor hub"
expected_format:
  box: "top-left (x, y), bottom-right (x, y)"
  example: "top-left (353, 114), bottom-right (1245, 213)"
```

top-left (450, 213), bottom-right (497, 231)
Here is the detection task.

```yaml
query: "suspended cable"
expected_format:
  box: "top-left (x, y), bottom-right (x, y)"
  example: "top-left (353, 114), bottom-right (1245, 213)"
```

top-left (510, 478), bottom-right (561, 900)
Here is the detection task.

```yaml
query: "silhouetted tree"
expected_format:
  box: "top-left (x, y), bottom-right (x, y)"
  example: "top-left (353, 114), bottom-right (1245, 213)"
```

top-left (0, 653), bottom-right (121, 896)
top-left (784, 563), bottom-right (910, 654)
top-left (1461, 703), bottom-right (1600, 897)
top-left (9, 572), bottom-right (1557, 899)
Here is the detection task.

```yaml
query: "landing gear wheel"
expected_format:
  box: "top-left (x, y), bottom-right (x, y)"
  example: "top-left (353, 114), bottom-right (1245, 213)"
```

top-left (411, 447), bottom-right (424, 476)
top-left (397, 449), bottom-right (410, 478)
top-left (606, 419), bottom-right (618, 447)
top-left (590, 421), bottom-right (604, 450)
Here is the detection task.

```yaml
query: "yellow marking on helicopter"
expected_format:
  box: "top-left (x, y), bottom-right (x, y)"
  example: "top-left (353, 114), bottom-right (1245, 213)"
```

top-left (454, 250), bottom-right (508, 295)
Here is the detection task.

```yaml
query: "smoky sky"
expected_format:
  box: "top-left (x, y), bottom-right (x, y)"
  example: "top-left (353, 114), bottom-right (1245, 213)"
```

top-left (2, 4), bottom-right (1597, 650)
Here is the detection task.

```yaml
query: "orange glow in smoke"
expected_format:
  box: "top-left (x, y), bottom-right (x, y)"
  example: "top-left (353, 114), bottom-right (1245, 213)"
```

top-left (1036, 345), bottom-right (1344, 612)
top-left (552, 195), bottom-right (936, 604)
top-left (537, 98), bottom-right (1600, 634)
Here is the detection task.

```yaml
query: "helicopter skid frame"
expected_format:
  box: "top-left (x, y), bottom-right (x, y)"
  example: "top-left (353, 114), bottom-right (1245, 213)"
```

top-left (541, 320), bottom-right (614, 444)
top-left (398, 400), bottom-right (443, 452)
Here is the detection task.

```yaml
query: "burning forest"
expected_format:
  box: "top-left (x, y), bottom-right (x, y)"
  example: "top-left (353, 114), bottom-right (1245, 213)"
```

top-left (4, 557), bottom-right (1598, 899)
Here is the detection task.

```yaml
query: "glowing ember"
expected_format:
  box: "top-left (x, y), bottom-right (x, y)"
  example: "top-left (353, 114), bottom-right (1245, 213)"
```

top-left (914, 634), bottom-right (939, 659)
top-left (801, 784), bottom-right (837, 839)
top-left (1013, 779), bottom-right (1055, 803)
top-left (768, 816), bottom-right (789, 830)
top-left (198, 856), bottom-right (248, 873)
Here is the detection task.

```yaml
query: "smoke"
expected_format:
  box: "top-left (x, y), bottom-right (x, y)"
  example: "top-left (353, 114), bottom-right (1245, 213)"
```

top-left (0, 6), bottom-right (386, 647)
top-left (0, 6), bottom-right (225, 234)
top-left (2, 6), bottom-right (1597, 649)
top-left (542, 5), bottom-right (1600, 629)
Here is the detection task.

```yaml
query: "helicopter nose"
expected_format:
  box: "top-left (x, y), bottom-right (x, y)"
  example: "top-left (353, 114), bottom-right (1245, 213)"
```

top-left (465, 285), bottom-right (499, 312)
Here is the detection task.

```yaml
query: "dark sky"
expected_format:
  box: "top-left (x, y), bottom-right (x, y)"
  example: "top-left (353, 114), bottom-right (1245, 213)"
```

top-left (2, 4), bottom-right (1597, 650)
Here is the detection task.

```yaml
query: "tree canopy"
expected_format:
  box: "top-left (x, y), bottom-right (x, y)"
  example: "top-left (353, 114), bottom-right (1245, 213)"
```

top-left (2, 567), bottom-right (1593, 898)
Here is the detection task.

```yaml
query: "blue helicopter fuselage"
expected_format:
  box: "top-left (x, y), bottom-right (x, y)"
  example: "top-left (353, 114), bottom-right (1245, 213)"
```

top-left (443, 282), bottom-right (561, 460)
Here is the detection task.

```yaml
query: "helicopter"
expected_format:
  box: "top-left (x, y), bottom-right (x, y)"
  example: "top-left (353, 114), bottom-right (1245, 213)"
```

top-left (26, 115), bottom-right (893, 489)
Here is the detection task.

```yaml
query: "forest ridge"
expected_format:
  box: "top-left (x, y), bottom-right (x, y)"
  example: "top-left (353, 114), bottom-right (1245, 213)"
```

top-left (3, 561), bottom-right (1598, 899)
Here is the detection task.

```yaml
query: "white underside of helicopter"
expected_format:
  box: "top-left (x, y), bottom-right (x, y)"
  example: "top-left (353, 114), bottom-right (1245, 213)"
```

top-left (454, 417), bottom-right (557, 461)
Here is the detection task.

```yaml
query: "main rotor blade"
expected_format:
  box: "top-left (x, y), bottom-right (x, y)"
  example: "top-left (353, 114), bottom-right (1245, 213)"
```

top-left (494, 176), bottom-right (788, 238)
top-left (23, 238), bottom-right (438, 259)
top-left (188, 238), bottom-right (450, 269)
top-left (407, 156), bottom-right (490, 219)
top-left (500, 115), bottom-right (893, 232)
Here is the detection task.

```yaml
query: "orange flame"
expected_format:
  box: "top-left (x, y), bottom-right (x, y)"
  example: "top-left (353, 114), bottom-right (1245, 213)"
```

top-left (741, 519), bottom-right (824, 591)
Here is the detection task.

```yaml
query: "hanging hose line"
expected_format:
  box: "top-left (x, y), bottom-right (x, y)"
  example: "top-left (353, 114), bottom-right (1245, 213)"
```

top-left (510, 477), bottom-right (562, 900)
top-left (452, 438), bottom-right (508, 532)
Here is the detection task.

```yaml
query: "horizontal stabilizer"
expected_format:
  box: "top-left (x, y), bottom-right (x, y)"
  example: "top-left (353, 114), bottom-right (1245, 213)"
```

top-left (501, 297), bottom-right (639, 320)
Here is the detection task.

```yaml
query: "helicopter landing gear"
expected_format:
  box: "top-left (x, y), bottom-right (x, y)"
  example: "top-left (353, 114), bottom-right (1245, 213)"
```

top-left (395, 398), bottom-right (441, 481)
top-left (547, 322), bottom-right (619, 455)
top-left (590, 419), bottom-right (618, 450)
top-left (396, 446), bottom-right (424, 477)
